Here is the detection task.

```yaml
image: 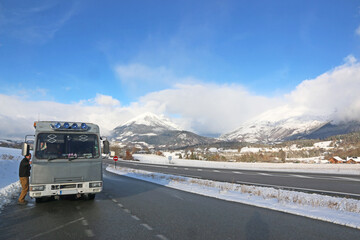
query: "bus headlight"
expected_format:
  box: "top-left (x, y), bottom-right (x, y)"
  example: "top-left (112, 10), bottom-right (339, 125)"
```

top-left (89, 182), bottom-right (102, 188)
top-left (30, 185), bottom-right (45, 191)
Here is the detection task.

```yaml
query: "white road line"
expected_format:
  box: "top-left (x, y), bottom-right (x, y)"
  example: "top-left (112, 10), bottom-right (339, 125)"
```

top-left (131, 215), bottom-right (140, 221)
top-left (184, 168), bottom-right (189, 170)
top-left (232, 171), bottom-right (242, 174)
top-left (112, 198), bottom-right (118, 203)
top-left (258, 172), bottom-right (272, 176)
top-left (141, 223), bottom-right (153, 231)
top-left (156, 234), bottom-right (169, 240)
top-left (333, 177), bottom-right (360, 182)
top-left (117, 203), bottom-right (124, 208)
top-left (213, 170), bottom-right (220, 172)
top-left (181, 174), bottom-right (202, 178)
top-left (85, 229), bottom-right (95, 237)
top-left (150, 165), bottom-right (168, 169)
top-left (290, 174), bottom-right (313, 179)
top-left (197, 169), bottom-right (203, 171)
top-left (172, 194), bottom-right (184, 200)
top-left (235, 180), bottom-right (360, 197)
top-left (173, 167), bottom-right (178, 169)
top-left (124, 209), bottom-right (131, 213)
top-left (82, 220), bottom-right (88, 226)
top-left (28, 217), bottom-right (84, 240)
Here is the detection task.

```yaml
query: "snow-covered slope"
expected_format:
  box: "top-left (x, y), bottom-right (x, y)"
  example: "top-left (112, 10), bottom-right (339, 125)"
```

top-left (221, 105), bottom-right (329, 143)
top-left (110, 112), bottom-right (214, 149)
top-left (122, 112), bottom-right (180, 131)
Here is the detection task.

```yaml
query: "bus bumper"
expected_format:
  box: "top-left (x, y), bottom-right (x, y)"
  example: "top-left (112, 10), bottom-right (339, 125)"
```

top-left (29, 181), bottom-right (102, 198)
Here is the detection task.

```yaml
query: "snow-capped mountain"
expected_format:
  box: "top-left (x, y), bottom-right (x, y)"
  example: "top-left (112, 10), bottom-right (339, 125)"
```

top-left (221, 105), bottom-right (331, 143)
top-left (121, 112), bottom-right (180, 132)
top-left (110, 112), bottom-right (215, 149)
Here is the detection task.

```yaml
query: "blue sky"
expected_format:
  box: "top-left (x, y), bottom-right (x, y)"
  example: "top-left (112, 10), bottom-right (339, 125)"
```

top-left (1, 0), bottom-right (359, 103)
top-left (1, 0), bottom-right (360, 138)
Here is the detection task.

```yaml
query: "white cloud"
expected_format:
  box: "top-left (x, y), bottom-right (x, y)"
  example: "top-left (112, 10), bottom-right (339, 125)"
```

top-left (0, 1), bottom-right (78, 44)
top-left (115, 63), bottom-right (175, 86)
top-left (0, 94), bottom-right (135, 139)
top-left (139, 83), bottom-right (282, 135)
top-left (2, 56), bottom-right (360, 140)
top-left (286, 55), bottom-right (360, 122)
top-left (356, 25), bottom-right (360, 36)
top-left (93, 94), bottom-right (120, 106)
top-left (114, 63), bottom-right (197, 94)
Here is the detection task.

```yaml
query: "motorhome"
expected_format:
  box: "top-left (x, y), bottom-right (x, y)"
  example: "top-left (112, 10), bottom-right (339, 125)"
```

top-left (22, 121), bottom-right (109, 202)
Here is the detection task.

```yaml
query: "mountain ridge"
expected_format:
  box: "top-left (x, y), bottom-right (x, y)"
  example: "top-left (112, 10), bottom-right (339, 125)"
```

top-left (110, 112), bottom-right (215, 149)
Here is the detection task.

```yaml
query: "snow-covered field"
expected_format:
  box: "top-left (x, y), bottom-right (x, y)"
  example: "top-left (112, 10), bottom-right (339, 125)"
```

top-left (106, 165), bottom-right (360, 229)
top-left (0, 147), bottom-right (23, 212)
top-left (132, 154), bottom-right (360, 175)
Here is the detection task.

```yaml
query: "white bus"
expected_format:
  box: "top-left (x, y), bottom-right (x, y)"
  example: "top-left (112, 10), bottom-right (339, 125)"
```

top-left (22, 121), bottom-right (109, 202)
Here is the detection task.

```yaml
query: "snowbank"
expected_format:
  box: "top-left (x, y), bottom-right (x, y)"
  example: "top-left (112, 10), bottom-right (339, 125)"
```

top-left (106, 165), bottom-right (360, 229)
top-left (0, 147), bottom-right (23, 211)
top-left (131, 154), bottom-right (360, 175)
top-left (0, 182), bottom-right (21, 211)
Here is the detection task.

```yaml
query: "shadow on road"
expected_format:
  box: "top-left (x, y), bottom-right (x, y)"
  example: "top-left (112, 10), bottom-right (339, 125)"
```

top-left (245, 211), bottom-right (270, 240)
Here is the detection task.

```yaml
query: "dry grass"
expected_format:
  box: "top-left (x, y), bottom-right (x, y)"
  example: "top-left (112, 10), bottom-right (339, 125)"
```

top-left (113, 166), bottom-right (360, 214)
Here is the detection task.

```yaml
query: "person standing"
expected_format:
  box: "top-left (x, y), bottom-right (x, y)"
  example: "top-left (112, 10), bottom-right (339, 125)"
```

top-left (18, 153), bottom-right (31, 205)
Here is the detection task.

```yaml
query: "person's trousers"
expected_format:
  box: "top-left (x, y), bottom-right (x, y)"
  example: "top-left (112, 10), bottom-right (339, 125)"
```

top-left (18, 177), bottom-right (29, 202)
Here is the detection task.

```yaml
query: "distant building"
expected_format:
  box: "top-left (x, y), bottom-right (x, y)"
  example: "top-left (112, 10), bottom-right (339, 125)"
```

top-left (328, 156), bottom-right (344, 164)
top-left (346, 157), bottom-right (360, 164)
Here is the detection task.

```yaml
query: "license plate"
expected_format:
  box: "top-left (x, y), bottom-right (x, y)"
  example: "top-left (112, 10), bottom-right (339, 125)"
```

top-left (59, 189), bottom-right (77, 195)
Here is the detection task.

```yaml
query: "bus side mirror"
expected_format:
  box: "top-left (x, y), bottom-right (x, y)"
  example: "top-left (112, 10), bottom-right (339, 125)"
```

top-left (22, 143), bottom-right (30, 156)
top-left (103, 140), bottom-right (110, 154)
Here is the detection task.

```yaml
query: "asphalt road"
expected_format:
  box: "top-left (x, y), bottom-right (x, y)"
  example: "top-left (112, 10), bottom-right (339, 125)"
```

top-left (1, 167), bottom-right (360, 240)
top-left (109, 159), bottom-right (360, 199)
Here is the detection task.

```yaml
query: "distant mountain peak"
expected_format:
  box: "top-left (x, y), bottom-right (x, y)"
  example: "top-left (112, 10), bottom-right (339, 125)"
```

top-left (122, 112), bottom-right (180, 131)
top-left (221, 105), bottom-right (331, 143)
top-left (110, 112), bottom-right (214, 149)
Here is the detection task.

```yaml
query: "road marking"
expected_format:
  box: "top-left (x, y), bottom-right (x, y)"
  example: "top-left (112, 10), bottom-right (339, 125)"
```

top-left (28, 217), bottom-right (84, 240)
top-left (235, 180), bottom-right (360, 198)
top-left (124, 209), bottom-right (131, 213)
top-left (76, 206), bottom-right (81, 210)
top-left (197, 169), bottom-right (203, 171)
top-left (141, 223), bottom-right (153, 231)
top-left (85, 229), bottom-right (95, 237)
top-left (112, 198), bottom-right (118, 203)
top-left (290, 174), bottom-right (313, 179)
top-left (172, 194), bottom-right (184, 200)
top-left (232, 171), bottom-right (242, 174)
top-left (181, 174), bottom-right (202, 178)
top-left (333, 177), bottom-right (360, 182)
top-left (258, 172), bottom-right (272, 176)
top-left (213, 170), bottom-right (220, 172)
top-left (117, 203), bottom-right (124, 208)
top-left (150, 165), bottom-right (169, 169)
top-left (156, 234), bottom-right (169, 240)
top-left (173, 167), bottom-right (178, 169)
top-left (131, 215), bottom-right (140, 221)
top-left (184, 168), bottom-right (189, 170)
top-left (82, 220), bottom-right (88, 226)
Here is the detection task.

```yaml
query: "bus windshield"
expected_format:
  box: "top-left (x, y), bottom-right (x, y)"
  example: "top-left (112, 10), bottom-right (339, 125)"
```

top-left (35, 133), bottom-right (100, 160)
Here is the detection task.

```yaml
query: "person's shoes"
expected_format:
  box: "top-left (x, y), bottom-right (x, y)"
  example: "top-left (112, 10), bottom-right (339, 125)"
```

top-left (17, 200), bottom-right (28, 205)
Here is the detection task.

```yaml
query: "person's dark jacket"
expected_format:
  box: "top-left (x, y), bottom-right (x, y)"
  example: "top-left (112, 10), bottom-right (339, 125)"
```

top-left (19, 157), bottom-right (31, 177)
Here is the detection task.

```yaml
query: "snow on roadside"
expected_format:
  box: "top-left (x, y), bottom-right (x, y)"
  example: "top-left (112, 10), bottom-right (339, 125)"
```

top-left (0, 147), bottom-right (23, 212)
top-left (131, 154), bottom-right (360, 175)
top-left (106, 165), bottom-right (360, 229)
top-left (0, 182), bottom-right (21, 211)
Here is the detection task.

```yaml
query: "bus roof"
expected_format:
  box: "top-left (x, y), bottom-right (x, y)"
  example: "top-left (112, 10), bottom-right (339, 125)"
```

top-left (34, 121), bottom-right (100, 134)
